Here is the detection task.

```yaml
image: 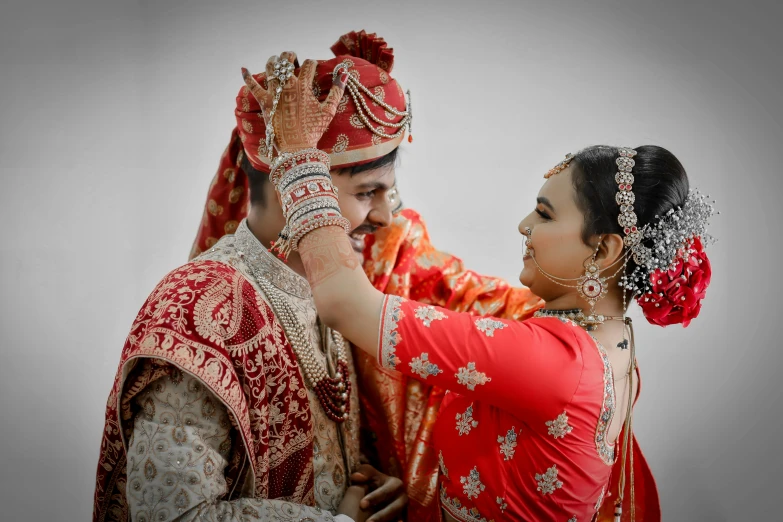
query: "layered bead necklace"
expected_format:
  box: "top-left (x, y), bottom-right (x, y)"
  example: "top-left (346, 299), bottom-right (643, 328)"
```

top-left (236, 222), bottom-right (352, 423)
top-left (253, 276), bottom-right (352, 423)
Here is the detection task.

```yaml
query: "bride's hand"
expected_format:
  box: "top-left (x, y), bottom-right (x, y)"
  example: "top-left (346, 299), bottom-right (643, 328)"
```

top-left (241, 51), bottom-right (348, 154)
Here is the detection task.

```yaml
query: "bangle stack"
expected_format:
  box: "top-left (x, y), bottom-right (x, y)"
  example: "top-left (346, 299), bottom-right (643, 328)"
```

top-left (270, 148), bottom-right (350, 259)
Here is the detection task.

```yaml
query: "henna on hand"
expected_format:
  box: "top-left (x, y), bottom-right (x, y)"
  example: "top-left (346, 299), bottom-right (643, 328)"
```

top-left (242, 53), bottom-right (348, 154)
top-left (299, 226), bottom-right (360, 288)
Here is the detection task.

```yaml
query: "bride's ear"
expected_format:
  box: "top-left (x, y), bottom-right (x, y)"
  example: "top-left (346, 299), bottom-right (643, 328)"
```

top-left (594, 233), bottom-right (625, 269)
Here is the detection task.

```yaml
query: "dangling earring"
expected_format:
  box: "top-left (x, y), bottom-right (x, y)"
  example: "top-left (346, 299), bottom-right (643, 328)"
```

top-left (576, 237), bottom-right (608, 330)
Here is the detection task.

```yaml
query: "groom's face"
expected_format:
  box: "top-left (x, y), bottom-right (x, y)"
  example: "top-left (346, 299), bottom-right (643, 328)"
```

top-left (331, 164), bottom-right (396, 255)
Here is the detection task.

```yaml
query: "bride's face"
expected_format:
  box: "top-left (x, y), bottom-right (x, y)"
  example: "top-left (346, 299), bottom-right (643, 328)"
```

top-left (517, 167), bottom-right (596, 302)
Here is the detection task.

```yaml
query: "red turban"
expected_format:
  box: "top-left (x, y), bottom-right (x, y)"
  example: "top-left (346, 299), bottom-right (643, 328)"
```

top-left (190, 31), bottom-right (409, 258)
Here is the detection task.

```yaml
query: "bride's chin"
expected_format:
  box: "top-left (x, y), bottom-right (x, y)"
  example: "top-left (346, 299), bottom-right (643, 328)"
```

top-left (518, 267), bottom-right (533, 287)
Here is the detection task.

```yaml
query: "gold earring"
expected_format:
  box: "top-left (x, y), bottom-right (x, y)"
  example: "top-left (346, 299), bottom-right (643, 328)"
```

top-left (577, 238), bottom-right (608, 330)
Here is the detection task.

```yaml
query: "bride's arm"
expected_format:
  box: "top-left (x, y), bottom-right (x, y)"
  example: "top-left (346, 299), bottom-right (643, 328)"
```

top-left (299, 225), bottom-right (386, 355)
top-left (301, 224), bottom-right (582, 417)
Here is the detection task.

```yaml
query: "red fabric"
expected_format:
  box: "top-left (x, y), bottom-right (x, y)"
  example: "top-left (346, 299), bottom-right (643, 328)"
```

top-left (93, 261), bottom-right (316, 521)
top-left (356, 209), bottom-right (544, 521)
top-left (378, 297), bottom-right (654, 521)
top-left (189, 131), bottom-right (249, 259)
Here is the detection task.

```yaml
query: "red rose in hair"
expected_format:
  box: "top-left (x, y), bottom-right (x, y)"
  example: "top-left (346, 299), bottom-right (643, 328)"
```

top-left (638, 237), bottom-right (711, 327)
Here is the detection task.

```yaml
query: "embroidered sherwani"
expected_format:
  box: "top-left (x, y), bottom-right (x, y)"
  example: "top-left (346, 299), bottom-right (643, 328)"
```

top-left (93, 220), bottom-right (360, 521)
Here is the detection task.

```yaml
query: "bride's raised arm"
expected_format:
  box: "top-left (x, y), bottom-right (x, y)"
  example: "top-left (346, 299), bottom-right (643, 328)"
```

top-left (242, 54), bottom-right (584, 417)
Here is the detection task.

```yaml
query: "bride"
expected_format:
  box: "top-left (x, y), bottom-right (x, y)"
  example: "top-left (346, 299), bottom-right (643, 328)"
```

top-left (244, 52), bottom-right (715, 522)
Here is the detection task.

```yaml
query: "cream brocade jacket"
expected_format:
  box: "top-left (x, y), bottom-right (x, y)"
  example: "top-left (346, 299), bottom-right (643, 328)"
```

top-left (125, 220), bottom-right (361, 521)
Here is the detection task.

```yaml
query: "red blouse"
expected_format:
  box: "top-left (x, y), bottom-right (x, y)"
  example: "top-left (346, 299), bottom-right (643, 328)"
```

top-left (378, 295), bottom-right (620, 522)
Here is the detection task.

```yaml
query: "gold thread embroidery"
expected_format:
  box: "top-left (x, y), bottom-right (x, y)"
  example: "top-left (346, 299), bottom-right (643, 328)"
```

top-left (414, 305), bottom-right (446, 327)
top-left (439, 484), bottom-right (494, 522)
top-left (455, 403), bottom-right (479, 435)
top-left (456, 362), bottom-right (491, 391)
top-left (380, 295), bottom-right (404, 370)
top-left (590, 334), bottom-right (617, 465)
top-left (535, 465), bottom-right (563, 495)
top-left (409, 353), bottom-right (443, 379)
top-left (460, 466), bottom-right (485, 500)
top-left (546, 411), bottom-right (574, 439)
top-left (474, 318), bottom-right (506, 337)
top-left (497, 426), bottom-right (518, 460)
top-left (438, 450), bottom-right (449, 478)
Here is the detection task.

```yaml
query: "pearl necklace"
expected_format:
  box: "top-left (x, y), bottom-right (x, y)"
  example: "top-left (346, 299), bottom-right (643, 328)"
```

top-left (253, 275), bottom-right (351, 423)
top-left (533, 308), bottom-right (624, 331)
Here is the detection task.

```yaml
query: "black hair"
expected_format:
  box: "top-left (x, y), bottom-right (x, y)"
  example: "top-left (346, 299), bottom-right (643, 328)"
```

top-left (241, 147), bottom-right (399, 207)
top-left (346, 146), bottom-right (398, 176)
top-left (240, 151), bottom-right (268, 208)
top-left (571, 145), bottom-right (689, 270)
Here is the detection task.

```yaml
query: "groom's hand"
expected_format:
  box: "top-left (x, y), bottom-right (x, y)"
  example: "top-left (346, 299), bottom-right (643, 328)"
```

top-left (350, 463), bottom-right (407, 522)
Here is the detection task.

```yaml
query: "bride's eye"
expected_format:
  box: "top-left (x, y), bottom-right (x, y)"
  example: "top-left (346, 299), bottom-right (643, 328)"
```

top-left (535, 208), bottom-right (551, 220)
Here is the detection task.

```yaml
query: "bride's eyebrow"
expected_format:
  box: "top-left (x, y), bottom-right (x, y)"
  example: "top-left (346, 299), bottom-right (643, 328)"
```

top-left (537, 197), bottom-right (556, 214)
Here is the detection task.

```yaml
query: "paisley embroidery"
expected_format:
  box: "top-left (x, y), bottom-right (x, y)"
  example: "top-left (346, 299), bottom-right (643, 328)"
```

top-left (474, 318), bottom-right (506, 337)
top-left (409, 353), bottom-right (443, 379)
top-left (460, 466), bottom-right (486, 500)
top-left (414, 305), bottom-right (446, 327)
top-left (535, 465), bottom-right (563, 495)
top-left (207, 199), bottom-right (224, 217)
top-left (546, 411), bottom-right (574, 439)
top-left (336, 94), bottom-right (350, 113)
top-left (455, 403), bottom-right (479, 435)
top-left (497, 426), bottom-right (517, 460)
top-left (456, 362), bottom-right (491, 391)
top-left (228, 187), bottom-right (244, 204)
top-left (333, 134), bottom-right (349, 154)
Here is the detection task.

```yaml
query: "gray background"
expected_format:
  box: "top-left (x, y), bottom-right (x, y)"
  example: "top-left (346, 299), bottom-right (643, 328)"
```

top-left (1, 0), bottom-right (780, 520)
